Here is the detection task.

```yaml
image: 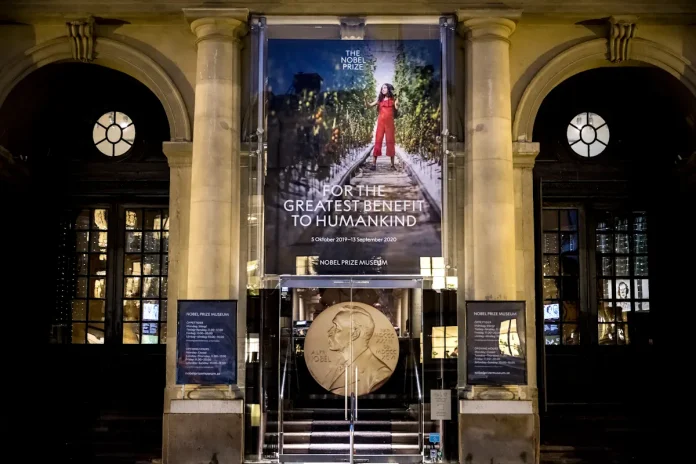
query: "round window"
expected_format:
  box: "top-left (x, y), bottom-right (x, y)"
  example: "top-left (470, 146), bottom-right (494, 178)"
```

top-left (567, 112), bottom-right (609, 157)
top-left (93, 111), bottom-right (135, 157)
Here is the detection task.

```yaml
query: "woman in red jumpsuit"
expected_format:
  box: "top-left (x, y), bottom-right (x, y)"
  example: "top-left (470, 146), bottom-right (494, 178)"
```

top-left (366, 83), bottom-right (399, 170)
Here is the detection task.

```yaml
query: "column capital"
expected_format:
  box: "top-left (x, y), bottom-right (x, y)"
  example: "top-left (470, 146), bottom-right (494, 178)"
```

top-left (163, 141), bottom-right (193, 168)
top-left (183, 8), bottom-right (249, 44)
top-left (512, 141), bottom-right (540, 169)
top-left (457, 9), bottom-right (521, 41)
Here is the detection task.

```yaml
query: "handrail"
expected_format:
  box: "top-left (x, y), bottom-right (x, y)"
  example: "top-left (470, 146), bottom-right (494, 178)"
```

top-left (279, 350), bottom-right (289, 399)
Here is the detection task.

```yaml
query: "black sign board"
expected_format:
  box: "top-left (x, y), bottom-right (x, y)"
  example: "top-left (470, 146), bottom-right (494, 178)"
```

top-left (465, 301), bottom-right (526, 385)
top-left (176, 300), bottom-right (237, 385)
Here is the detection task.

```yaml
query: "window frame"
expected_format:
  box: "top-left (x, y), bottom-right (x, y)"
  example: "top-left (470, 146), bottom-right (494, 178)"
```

top-left (52, 200), bottom-right (169, 345)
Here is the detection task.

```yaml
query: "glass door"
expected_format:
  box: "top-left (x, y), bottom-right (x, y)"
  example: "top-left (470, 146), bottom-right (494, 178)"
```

top-left (278, 276), bottom-right (424, 463)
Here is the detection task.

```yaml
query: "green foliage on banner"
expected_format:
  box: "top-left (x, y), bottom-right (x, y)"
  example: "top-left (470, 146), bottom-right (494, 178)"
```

top-left (393, 44), bottom-right (441, 164)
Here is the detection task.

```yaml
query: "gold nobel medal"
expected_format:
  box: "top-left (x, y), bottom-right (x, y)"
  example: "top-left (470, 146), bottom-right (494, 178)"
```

top-left (304, 302), bottom-right (399, 396)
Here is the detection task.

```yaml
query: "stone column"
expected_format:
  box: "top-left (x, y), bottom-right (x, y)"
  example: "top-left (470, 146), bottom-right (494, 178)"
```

top-left (457, 10), bottom-right (538, 464)
top-left (162, 9), bottom-right (248, 464)
top-left (461, 12), bottom-right (518, 301)
top-left (187, 9), bottom-right (247, 300)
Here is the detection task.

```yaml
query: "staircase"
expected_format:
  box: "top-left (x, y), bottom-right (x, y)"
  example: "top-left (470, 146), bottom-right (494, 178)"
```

top-left (266, 407), bottom-right (430, 463)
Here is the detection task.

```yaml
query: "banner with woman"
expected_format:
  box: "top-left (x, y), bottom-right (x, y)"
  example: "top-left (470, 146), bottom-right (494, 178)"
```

top-left (264, 39), bottom-right (442, 275)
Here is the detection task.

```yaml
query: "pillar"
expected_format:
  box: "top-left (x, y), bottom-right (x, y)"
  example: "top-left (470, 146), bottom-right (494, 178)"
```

top-left (162, 8), bottom-right (248, 464)
top-left (457, 9), bottom-right (538, 464)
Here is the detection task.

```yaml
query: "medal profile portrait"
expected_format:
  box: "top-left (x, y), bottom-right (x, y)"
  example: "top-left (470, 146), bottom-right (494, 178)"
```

top-left (304, 302), bottom-right (399, 396)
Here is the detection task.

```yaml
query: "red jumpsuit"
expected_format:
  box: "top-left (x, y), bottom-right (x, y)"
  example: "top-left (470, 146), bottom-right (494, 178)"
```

top-left (373, 98), bottom-right (396, 157)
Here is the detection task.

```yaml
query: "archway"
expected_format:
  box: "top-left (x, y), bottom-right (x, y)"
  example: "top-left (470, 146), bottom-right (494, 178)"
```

top-left (513, 37), bottom-right (696, 143)
top-left (0, 36), bottom-right (191, 141)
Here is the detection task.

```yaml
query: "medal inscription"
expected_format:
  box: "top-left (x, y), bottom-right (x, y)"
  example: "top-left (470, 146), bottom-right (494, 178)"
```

top-left (304, 302), bottom-right (399, 396)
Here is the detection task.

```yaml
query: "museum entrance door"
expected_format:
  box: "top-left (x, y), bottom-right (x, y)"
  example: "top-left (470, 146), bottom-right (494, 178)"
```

top-left (278, 275), bottom-right (424, 463)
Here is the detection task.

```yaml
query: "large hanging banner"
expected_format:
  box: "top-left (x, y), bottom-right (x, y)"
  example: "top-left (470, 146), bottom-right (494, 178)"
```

top-left (264, 39), bottom-right (442, 275)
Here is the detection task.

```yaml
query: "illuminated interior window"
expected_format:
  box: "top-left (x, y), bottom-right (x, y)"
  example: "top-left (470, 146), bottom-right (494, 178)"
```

top-left (567, 112), bottom-right (609, 157)
top-left (122, 208), bottom-right (169, 344)
top-left (246, 333), bottom-right (260, 363)
top-left (431, 326), bottom-right (458, 359)
top-left (93, 111), bottom-right (135, 157)
top-left (595, 212), bottom-right (648, 345)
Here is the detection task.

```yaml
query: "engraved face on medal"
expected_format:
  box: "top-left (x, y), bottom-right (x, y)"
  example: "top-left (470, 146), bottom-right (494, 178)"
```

top-left (304, 301), bottom-right (399, 397)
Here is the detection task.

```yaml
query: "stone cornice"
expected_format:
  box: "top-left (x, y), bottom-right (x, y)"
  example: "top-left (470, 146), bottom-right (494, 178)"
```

top-left (512, 141), bottom-right (541, 169)
top-left (163, 141), bottom-right (193, 168)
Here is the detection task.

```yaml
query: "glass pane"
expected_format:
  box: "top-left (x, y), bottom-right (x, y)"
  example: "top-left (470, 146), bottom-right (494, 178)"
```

top-left (96, 139), bottom-right (113, 156)
top-left (162, 254), bottom-right (169, 275)
top-left (615, 234), bottom-right (629, 253)
top-left (163, 210), bottom-right (170, 230)
top-left (75, 210), bottom-right (90, 229)
top-left (544, 233), bottom-right (559, 253)
top-left (600, 256), bottom-right (613, 276)
top-left (144, 232), bottom-right (161, 252)
top-left (123, 300), bottom-right (141, 321)
top-left (614, 216), bottom-right (629, 231)
top-left (561, 255), bottom-right (578, 276)
top-left (143, 254), bottom-right (161, 275)
top-left (89, 300), bottom-right (105, 321)
top-left (544, 324), bottom-right (559, 336)
top-left (160, 324), bottom-right (168, 344)
top-left (616, 279), bottom-right (631, 299)
top-left (71, 323), bottom-right (86, 344)
top-left (98, 111), bottom-right (115, 127)
top-left (90, 231), bottom-right (108, 252)
top-left (125, 209), bottom-right (141, 230)
top-left (124, 277), bottom-right (141, 298)
top-left (142, 277), bottom-right (160, 298)
top-left (633, 214), bottom-right (647, 231)
top-left (561, 276), bottom-right (579, 300)
top-left (163, 232), bottom-right (169, 252)
top-left (75, 277), bottom-right (88, 298)
top-left (145, 210), bottom-right (162, 230)
top-left (634, 279), bottom-right (649, 299)
top-left (634, 256), bottom-right (648, 276)
top-left (599, 279), bottom-right (613, 299)
top-left (122, 125), bottom-right (135, 144)
top-left (560, 210), bottom-right (577, 231)
top-left (562, 324), bottom-right (580, 345)
top-left (142, 322), bottom-right (159, 344)
top-left (617, 324), bottom-right (629, 345)
top-left (543, 303), bottom-right (559, 322)
top-left (562, 301), bottom-right (578, 321)
top-left (543, 255), bottom-right (559, 276)
top-left (162, 300), bottom-right (168, 321)
top-left (566, 124), bottom-right (580, 145)
top-left (636, 302), bottom-right (650, 312)
top-left (90, 278), bottom-right (106, 298)
top-left (634, 234), bottom-right (648, 253)
top-left (598, 324), bottom-right (616, 345)
top-left (560, 233), bottom-right (578, 252)
top-left (76, 253), bottom-right (89, 275)
top-left (125, 254), bottom-right (142, 276)
top-left (90, 254), bottom-right (107, 275)
top-left (598, 301), bottom-right (616, 322)
top-left (615, 257), bottom-right (629, 276)
top-left (618, 302), bottom-right (631, 321)
top-left (545, 335), bottom-right (560, 345)
top-left (542, 210), bottom-right (558, 230)
top-left (596, 234), bottom-right (612, 253)
top-left (114, 141), bottom-right (131, 156)
top-left (126, 232), bottom-right (142, 252)
top-left (71, 300), bottom-right (87, 320)
top-left (87, 323), bottom-right (105, 344)
top-left (543, 278), bottom-right (559, 299)
top-left (123, 323), bottom-right (139, 344)
top-left (596, 213), bottom-right (612, 231)
top-left (143, 300), bottom-right (159, 321)
top-left (76, 232), bottom-right (89, 252)
top-left (94, 209), bottom-right (108, 230)
top-left (116, 111), bottom-right (132, 127)
top-left (161, 277), bottom-right (168, 298)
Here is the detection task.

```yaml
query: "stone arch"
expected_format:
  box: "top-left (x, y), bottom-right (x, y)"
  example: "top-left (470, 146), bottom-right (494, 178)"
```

top-left (513, 37), bottom-right (696, 142)
top-left (0, 36), bottom-right (191, 141)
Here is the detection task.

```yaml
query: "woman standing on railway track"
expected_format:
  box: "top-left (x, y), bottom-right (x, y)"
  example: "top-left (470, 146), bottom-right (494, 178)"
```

top-left (366, 83), bottom-right (399, 170)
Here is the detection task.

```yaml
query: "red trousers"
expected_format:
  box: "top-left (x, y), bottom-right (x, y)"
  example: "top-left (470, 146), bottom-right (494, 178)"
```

top-left (373, 116), bottom-right (395, 157)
